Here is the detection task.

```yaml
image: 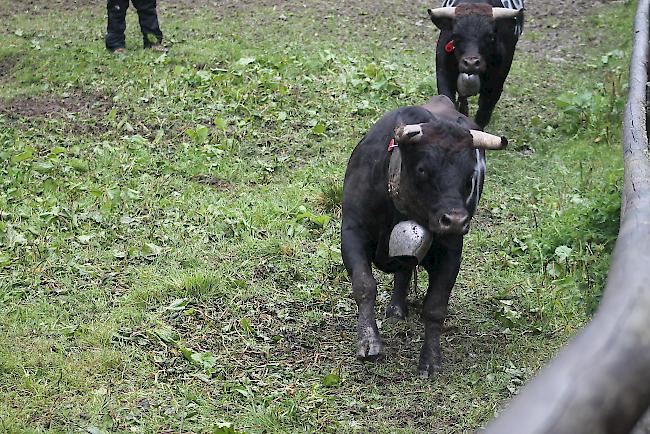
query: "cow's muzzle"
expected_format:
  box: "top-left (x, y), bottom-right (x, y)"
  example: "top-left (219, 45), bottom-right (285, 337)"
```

top-left (459, 56), bottom-right (484, 74)
top-left (435, 210), bottom-right (470, 235)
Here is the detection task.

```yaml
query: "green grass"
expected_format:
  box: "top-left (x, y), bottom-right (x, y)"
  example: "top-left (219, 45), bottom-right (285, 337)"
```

top-left (0, 1), bottom-right (634, 432)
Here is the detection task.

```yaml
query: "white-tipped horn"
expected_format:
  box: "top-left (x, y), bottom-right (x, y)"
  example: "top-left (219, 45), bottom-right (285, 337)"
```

top-left (492, 7), bottom-right (521, 20)
top-left (470, 130), bottom-right (508, 150)
top-left (395, 124), bottom-right (424, 143)
top-left (427, 7), bottom-right (456, 19)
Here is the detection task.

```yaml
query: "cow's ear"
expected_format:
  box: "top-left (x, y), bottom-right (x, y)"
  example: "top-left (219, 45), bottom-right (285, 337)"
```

top-left (428, 8), bottom-right (453, 31)
top-left (516, 8), bottom-right (524, 21)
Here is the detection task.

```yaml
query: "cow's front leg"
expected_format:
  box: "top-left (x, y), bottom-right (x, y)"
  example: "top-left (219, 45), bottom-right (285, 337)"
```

top-left (342, 229), bottom-right (383, 360)
top-left (419, 237), bottom-right (463, 378)
top-left (458, 96), bottom-right (469, 117)
top-left (435, 51), bottom-right (458, 108)
top-left (352, 266), bottom-right (382, 359)
top-left (475, 86), bottom-right (503, 129)
top-left (386, 268), bottom-right (412, 320)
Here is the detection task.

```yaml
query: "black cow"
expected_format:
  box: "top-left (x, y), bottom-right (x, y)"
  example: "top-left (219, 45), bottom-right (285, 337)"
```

top-left (341, 96), bottom-right (507, 377)
top-left (429, 0), bottom-right (524, 128)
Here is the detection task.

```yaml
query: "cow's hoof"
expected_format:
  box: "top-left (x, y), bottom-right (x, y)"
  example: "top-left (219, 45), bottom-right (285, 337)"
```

top-left (418, 362), bottom-right (441, 379)
top-left (386, 303), bottom-right (408, 320)
top-left (356, 336), bottom-right (384, 361)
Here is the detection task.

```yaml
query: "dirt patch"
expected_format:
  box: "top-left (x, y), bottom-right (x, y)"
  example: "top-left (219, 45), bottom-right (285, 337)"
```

top-left (0, 55), bottom-right (18, 83)
top-left (2, 0), bottom-right (95, 17)
top-left (162, 0), bottom-right (620, 60)
top-left (191, 174), bottom-right (233, 191)
top-left (0, 92), bottom-right (113, 134)
top-left (518, 0), bottom-right (618, 60)
top-left (161, 0), bottom-right (432, 26)
top-left (0, 92), bottom-right (112, 119)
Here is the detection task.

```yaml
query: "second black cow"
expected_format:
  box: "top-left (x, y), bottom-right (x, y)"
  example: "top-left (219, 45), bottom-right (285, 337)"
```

top-left (341, 96), bottom-right (508, 377)
top-left (429, 0), bottom-right (524, 128)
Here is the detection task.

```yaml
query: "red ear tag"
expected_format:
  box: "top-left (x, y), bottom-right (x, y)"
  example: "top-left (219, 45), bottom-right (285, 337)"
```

top-left (444, 40), bottom-right (455, 54)
top-left (388, 138), bottom-right (397, 151)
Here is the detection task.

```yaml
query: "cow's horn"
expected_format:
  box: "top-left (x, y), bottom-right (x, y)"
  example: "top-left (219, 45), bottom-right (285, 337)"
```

top-left (427, 7), bottom-right (456, 19)
top-left (395, 124), bottom-right (424, 143)
top-left (492, 7), bottom-right (521, 20)
top-left (470, 130), bottom-right (507, 150)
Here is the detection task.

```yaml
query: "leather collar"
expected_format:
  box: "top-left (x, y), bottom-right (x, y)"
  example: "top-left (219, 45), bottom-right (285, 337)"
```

top-left (387, 140), bottom-right (409, 214)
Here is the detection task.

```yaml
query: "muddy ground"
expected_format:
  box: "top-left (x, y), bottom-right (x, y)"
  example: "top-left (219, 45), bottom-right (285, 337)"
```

top-left (0, 92), bottom-right (111, 120)
top-left (0, 55), bottom-right (18, 83)
top-left (0, 0), bottom-right (618, 56)
top-left (0, 0), bottom-right (619, 124)
top-left (169, 0), bottom-right (619, 59)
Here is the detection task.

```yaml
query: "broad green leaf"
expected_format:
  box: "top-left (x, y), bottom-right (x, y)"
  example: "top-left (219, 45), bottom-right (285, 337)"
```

top-left (236, 57), bottom-right (256, 66)
top-left (196, 125), bottom-right (209, 142)
top-left (33, 161), bottom-right (55, 173)
top-left (179, 346), bottom-right (216, 371)
top-left (154, 128), bottom-right (165, 144)
top-left (213, 421), bottom-right (242, 434)
top-left (546, 261), bottom-right (563, 278)
top-left (119, 215), bottom-right (135, 225)
top-left (214, 117), bottom-right (228, 130)
top-left (6, 227), bottom-right (27, 247)
top-left (142, 242), bottom-right (163, 257)
top-left (11, 146), bottom-right (34, 164)
top-left (77, 234), bottom-right (94, 244)
top-left (322, 373), bottom-right (341, 387)
top-left (312, 123), bottom-right (326, 135)
top-left (113, 250), bottom-right (127, 259)
top-left (152, 325), bottom-right (178, 344)
top-left (0, 254), bottom-right (11, 267)
top-left (166, 298), bottom-right (190, 312)
top-left (555, 245), bottom-right (573, 262)
top-left (69, 158), bottom-right (89, 172)
top-left (121, 189), bottom-right (141, 201)
top-left (240, 318), bottom-right (256, 335)
top-left (106, 107), bottom-right (117, 123)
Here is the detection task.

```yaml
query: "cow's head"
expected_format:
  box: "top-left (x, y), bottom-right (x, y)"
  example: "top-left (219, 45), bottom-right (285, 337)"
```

top-left (428, 4), bottom-right (522, 75)
top-left (392, 119), bottom-right (506, 235)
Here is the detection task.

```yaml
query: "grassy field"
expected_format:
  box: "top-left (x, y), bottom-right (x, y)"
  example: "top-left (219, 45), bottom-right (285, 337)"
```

top-left (0, 1), bottom-right (634, 432)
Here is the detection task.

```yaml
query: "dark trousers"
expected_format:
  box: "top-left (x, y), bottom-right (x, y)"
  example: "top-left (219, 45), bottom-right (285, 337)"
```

top-left (105, 0), bottom-right (163, 50)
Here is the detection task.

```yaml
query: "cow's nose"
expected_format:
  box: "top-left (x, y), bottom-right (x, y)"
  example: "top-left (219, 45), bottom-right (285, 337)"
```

top-left (439, 211), bottom-right (470, 233)
top-left (461, 57), bottom-right (481, 72)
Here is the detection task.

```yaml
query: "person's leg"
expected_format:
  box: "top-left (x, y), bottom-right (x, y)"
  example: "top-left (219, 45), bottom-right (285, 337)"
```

top-left (105, 0), bottom-right (130, 51)
top-left (132, 0), bottom-right (163, 48)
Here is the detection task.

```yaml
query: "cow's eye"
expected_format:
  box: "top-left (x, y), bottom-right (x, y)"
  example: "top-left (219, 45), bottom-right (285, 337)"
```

top-left (417, 167), bottom-right (427, 176)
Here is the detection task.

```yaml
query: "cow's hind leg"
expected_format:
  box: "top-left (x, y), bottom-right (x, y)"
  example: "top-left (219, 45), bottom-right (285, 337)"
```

top-left (342, 229), bottom-right (383, 360)
top-left (419, 238), bottom-right (462, 378)
top-left (386, 268), bottom-right (412, 320)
